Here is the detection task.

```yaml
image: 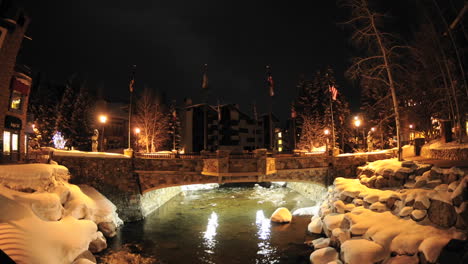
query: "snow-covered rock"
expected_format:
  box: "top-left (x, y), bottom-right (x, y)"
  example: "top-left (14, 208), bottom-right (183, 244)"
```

top-left (333, 200), bottom-right (346, 214)
top-left (340, 239), bottom-right (386, 264)
top-left (410, 209), bottom-right (427, 222)
top-left (88, 231), bottom-right (107, 253)
top-left (29, 192), bottom-right (64, 221)
top-left (98, 222), bottom-right (117, 238)
top-left (398, 206), bottom-right (413, 217)
top-left (310, 237), bottom-right (330, 250)
top-left (369, 202), bottom-right (387, 212)
top-left (308, 216), bottom-right (323, 234)
top-left (72, 250), bottom-right (96, 264)
top-left (270, 207), bottom-right (292, 223)
top-left (309, 247), bottom-right (339, 264)
top-left (293, 206), bottom-right (319, 216)
top-left (0, 164), bottom-right (69, 192)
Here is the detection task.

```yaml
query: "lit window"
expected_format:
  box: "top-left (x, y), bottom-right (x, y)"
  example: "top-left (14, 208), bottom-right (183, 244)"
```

top-left (278, 132), bottom-right (282, 138)
top-left (10, 91), bottom-right (22, 110)
top-left (278, 147), bottom-right (283, 152)
top-left (11, 134), bottom-right (18, 151)
top-left (278, 139), bottom-right (282, 144)
top-left (3, 131), bottom-right (10, 153)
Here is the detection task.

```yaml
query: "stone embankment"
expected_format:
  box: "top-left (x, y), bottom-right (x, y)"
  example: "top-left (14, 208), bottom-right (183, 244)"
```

top-left (306, 159), bottom-right (467, 264)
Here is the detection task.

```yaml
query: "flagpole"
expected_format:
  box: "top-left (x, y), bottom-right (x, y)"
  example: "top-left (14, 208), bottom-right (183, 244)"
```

top-left (266, 65), bottom-right (274, 152)
top-left (329, 85), bottom-right (336, 155)
top-left (202, 64), bottom-right (208, 151)
top-left (128, 65), bottom-right (136, 150)
top-left (253, 102), bottom-right (257, 150)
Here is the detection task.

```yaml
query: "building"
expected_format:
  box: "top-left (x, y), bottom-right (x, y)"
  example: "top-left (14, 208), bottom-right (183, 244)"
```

top-left (180, 101), bottom-right (267, 153)
top-left (0, 3), bottom-right (30, 162)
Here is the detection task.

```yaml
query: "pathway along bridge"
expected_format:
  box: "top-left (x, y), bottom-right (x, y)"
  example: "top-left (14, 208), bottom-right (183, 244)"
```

top-left (53, 150), bottom-right (394, 221)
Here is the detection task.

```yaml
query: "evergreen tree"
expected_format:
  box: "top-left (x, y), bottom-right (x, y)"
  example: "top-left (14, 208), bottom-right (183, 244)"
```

top-left (69, 81), bottom-right (93, 150)
top-left (294, 68), bottom-right (350, 152)
top-left (28, 74), bottom-right (62, 147)
top-left (55, 75), bottom-right (78, 143)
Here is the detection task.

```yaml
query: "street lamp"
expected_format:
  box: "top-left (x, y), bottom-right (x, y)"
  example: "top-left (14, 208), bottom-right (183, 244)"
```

top-left (324, 128), bottom-right (330, 154)
top-left (99, 114), bottom-right (107, 152)
top-left (134, 128), bottom-right (140, 152)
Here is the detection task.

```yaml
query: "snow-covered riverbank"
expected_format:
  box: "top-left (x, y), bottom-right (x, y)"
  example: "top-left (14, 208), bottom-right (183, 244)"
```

top-left (0, 164), bottom-right (122, 264)
top-left (306, 159), bottom-right (467, 264)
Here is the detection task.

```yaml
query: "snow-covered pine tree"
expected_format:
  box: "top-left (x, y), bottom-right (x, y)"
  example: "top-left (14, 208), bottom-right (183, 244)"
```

top-left (69, 81), bottom-right (93, 150)
top-left (55, 75), bottom-right (78, 145)
top-left (28, 74), bottom-right (62, 147)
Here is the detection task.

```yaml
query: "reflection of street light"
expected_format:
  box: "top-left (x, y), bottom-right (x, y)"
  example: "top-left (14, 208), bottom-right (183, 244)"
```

top-left (99, 115), bottom-right (107, 152)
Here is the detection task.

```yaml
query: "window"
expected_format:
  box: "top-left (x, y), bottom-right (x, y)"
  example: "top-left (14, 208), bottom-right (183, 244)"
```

top-left (10, 91), bottom-right (22, 110)
top-left (3, 131), bottom-right (10, 153)
top-left (11, 133), bottom-right (18, 151)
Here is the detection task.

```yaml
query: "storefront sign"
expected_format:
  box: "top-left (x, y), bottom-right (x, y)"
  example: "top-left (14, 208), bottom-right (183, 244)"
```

top-left (5, 115), bottom-right (22, 130)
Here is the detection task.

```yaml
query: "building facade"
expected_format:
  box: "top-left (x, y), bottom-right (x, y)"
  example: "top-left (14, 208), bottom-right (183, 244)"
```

top-left (0, 4), bottom-right (30, 162)
top-left (180, 102), bottom-right (268, 153)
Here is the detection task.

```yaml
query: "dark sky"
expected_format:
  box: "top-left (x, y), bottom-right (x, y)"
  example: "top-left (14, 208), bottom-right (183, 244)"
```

top-left (19, 0), bottom-right (357, 123)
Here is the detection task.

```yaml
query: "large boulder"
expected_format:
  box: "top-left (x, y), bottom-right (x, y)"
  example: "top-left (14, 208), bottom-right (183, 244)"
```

top-left (270, 207), bottom-right (292, 223)
top-left (427, 200), bottom-right (457, 228)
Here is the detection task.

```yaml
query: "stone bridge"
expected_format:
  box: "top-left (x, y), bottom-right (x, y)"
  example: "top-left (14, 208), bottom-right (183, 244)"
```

top-left (53, 151), bottom-right (394, 221)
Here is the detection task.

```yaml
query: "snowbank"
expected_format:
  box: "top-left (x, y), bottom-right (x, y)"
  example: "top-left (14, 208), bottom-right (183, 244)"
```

top-left (0, 164), bottom-right (69, 191)
top-left (0, 164), bottom-right (122, 264)
top-left (53, 149), bottom-right (130, 159)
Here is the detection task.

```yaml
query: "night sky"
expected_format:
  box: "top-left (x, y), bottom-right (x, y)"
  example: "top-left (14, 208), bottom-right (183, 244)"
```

top-left (20, 0), bottom-right (357, 123)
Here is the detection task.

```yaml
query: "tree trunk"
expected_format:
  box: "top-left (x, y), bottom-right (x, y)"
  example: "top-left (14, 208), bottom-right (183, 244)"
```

top-left (366, 1), bottom-right (403, 160)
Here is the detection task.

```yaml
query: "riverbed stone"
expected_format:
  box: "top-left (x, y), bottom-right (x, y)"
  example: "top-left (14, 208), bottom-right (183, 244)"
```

top-left (308, 216), bottom-right (323, 234)
top-left (270, 207), bottom-right (292, 223)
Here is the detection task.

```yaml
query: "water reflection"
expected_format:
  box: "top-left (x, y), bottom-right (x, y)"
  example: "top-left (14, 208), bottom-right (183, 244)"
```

top-left (203, 211), bottom-right (218, 253)
top-left (255, 210), bottom-right (279, 263)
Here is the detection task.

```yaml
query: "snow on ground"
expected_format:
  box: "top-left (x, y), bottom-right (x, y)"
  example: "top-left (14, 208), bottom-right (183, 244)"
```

top-left (0, 164), bottom-right (122, 264)
top-left (337, 149), bottom-right (395, 157)
top-left (0, 164), bottom-right (69, 191)
top-left (53, 149), bottom-right (130, 159)
top-left (426, 139), bottom-right (468, 150)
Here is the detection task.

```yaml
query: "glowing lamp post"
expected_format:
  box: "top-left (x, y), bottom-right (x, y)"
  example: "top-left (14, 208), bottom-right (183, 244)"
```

top-left (324, 129), bottom-right (330, 154)
top-left (99, 115), bottom-right (107, 152)
top-left (353, 116), bottom-right (365, 151)
top-left (134, 128), bottom-right (141, 152)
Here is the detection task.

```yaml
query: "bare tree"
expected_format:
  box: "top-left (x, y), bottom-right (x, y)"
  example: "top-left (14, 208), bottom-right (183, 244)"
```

top-left (343, 0), bottom-right (405, 160)
top-left (297, 114), bottom-right (326, 152)
top-left (134, 88), bottom-right (169, 152)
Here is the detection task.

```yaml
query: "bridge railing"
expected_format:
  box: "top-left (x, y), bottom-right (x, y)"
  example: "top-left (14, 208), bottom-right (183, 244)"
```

top-left (135, 152), bottom-right (204, 159)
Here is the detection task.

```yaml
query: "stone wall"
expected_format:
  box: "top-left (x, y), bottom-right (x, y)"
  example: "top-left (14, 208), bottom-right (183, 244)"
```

top-left (52, 155), bottom-right (144, 222)
top-left (421, 145), bottom-right (468, 161)
top-left (140, 186), bottom-right (182, 217)
top-left (286, 181), bottom-right (328, 202)
top-left (229, 159), bottom-right (257, 173)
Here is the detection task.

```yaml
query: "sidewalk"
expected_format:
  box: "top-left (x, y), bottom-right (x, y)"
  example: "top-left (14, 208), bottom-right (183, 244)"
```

top-left (404, 155), bottom-right (468, 168)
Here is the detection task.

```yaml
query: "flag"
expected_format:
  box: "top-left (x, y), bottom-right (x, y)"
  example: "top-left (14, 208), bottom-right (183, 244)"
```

top-left (129, 65), bottom-right (136, 92)
top-left (202, 64), bottom-right (208, 89)
top-left (291, 104), bottom-right (297, 119)
top-left (266, 66), bottom-right (274, 97)
top-left (172, 109), bottom-right (177, 121)
top-left (217, 100), bottom-right (221, 121)
top-left (129, 78), bottom-right (134, 93)
top-left (329, 85), bottom-right (338, 101)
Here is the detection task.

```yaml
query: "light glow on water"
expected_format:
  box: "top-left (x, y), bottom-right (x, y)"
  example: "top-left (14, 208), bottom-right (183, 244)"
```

top-left (203, 211), bottom-right (218, 251)
top-left (255, 210), bottom-right (278, 263)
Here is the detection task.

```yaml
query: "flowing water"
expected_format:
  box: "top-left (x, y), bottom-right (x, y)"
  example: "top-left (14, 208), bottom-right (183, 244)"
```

top-left (103, 184), bottom-right (320, 264)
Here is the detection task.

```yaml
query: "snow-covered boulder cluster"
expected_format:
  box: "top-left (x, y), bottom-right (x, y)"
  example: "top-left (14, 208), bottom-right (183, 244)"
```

top-left (306, 159), bottom-right (468, 264)
top-left (0, 164), bottom-right (123, 264)
top-left (357, 159), bottom-right (464, 191)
